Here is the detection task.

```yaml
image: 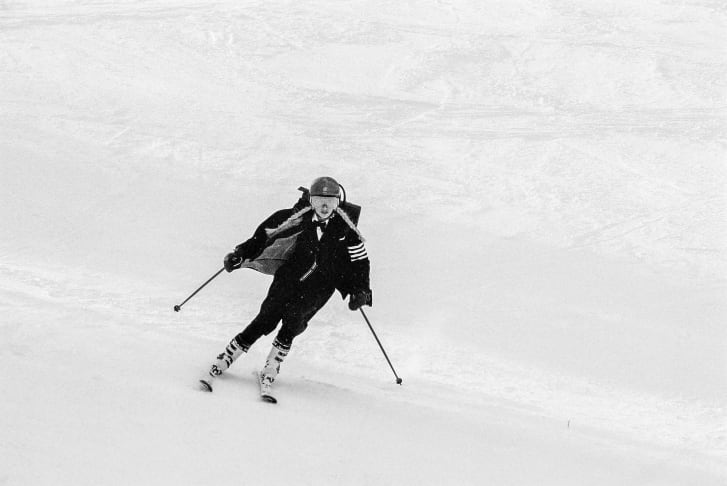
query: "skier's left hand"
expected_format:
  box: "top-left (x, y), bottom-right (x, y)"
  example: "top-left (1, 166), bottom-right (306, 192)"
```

top-left (348, 289), bottom-right (372, 311)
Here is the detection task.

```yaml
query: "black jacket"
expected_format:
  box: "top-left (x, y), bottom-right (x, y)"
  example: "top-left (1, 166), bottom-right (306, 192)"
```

top-left (235, 208), bottom-right (370, 298)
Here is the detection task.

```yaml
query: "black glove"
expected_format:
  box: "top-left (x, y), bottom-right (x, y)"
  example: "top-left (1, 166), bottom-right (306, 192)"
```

top-left (224, 252), bottom-right (243, 273)
top-left (348, 289), bottom-right (372, 311)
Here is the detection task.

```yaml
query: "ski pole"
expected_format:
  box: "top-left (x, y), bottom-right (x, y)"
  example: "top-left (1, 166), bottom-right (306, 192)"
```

top-left (359, 308), bottom-right (403, 385)
top-left (173, 267), bottom-right (225, 312)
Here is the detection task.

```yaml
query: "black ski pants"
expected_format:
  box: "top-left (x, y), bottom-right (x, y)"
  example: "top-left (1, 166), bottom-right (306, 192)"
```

top-left (235, 274), bottom-right (335, 349)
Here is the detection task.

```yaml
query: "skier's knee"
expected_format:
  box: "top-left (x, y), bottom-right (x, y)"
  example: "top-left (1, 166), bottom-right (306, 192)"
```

top-left (277, 320), bottom-right (307, 346)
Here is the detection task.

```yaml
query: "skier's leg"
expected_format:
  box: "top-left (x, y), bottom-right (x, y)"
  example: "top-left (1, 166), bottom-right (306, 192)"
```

top-left (206, 305), bottom-right (279, 380)
top-left (200, 279), bottom-right (287, 392)
top-left (260, 286), bottom-right (334, 389)
top-left (234, 277), bottom-right (289, 347)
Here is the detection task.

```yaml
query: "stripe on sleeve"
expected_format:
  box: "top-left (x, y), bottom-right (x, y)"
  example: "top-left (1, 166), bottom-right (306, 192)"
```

top-left (348, 242), bottom-right (368, 262)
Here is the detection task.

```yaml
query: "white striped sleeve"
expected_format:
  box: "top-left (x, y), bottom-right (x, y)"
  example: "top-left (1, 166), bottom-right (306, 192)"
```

top-left (347, 242), bottom-right (368, 262)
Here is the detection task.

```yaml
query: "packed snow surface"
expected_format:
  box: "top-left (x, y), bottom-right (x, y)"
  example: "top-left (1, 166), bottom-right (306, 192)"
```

top-left (1, 1), bottom-right (725, 484)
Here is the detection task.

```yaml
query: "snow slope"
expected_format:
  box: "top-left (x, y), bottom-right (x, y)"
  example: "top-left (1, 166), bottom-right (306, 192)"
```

top-left (1, 1), bottom-right (725, 484)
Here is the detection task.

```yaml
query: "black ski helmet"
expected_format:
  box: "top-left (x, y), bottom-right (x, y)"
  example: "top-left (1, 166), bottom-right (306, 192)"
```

top-left (310, 176), bottom-right (341, 198)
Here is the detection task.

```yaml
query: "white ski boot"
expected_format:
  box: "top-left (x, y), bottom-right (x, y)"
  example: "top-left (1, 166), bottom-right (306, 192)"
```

top-left (258, 340), bottom-right (289, 403)
top-left (199, 339), bottom-right (247, 392)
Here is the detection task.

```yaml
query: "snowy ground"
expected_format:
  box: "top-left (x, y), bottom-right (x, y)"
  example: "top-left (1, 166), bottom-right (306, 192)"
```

top-left (1, 1), bottom-right (726, 484)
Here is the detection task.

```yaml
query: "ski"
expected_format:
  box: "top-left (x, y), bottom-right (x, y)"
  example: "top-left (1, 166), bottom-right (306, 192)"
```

top-left (199, 378), bottom-right (213, 392)
top-left (198, 371), bottom-right (277, 403)
top-left (255, 371), bottom-right (277, 404)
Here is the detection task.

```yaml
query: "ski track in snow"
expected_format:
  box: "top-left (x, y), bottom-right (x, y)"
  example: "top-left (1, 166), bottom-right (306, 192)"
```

top-left (1, 0), bottom-right (726, 484)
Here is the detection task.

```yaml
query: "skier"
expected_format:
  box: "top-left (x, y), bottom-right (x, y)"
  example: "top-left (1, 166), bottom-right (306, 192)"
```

top-left (200, 176), bottom-right (372, 399)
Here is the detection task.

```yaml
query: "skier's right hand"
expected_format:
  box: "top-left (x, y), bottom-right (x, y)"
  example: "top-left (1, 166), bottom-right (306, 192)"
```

top-left (224, 252), bottom-right (243, 272)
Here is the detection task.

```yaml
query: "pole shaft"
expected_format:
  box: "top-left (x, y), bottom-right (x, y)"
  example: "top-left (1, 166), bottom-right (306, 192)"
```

top-left (359, 308), bottom-right (402, 384)
top-left (174, 267), bottom-right (225, 311)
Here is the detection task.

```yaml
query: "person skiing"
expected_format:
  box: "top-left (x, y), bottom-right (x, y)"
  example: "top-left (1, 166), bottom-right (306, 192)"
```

top-left (200, 176), bottom-right (372, 399)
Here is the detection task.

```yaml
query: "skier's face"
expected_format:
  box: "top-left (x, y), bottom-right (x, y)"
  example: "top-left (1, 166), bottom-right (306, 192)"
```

top-left (311, 195), bottom-right (339, 220)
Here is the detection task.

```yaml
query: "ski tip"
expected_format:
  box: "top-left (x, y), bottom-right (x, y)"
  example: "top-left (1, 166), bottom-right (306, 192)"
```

top-left (199, 379), bottom-right (213, 392)
top-left (261, 395), bottom-right (278, 404)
